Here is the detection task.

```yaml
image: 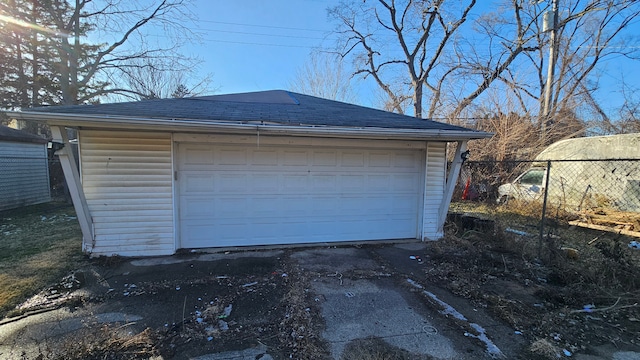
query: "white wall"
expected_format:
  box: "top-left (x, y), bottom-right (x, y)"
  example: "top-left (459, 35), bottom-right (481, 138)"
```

top-left (422, 142), bottom-right (447, 239)
top-left (80, 130), bottom-right (174, 256)
top-left (77, 130), bottom-right (449, 256)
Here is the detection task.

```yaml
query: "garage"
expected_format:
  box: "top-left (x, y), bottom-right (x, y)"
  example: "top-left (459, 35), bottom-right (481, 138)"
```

top-left (177, 139), bottom-right (425, 248)
top-left (9, 90), bottom-right (491, 257)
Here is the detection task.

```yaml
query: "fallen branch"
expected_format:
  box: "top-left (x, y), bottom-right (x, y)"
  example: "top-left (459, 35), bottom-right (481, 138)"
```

top-left (571, 298), bottom-right (640, 314)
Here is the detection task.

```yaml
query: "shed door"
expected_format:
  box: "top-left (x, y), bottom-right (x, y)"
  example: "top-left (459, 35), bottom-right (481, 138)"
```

top-left (177, 143), bottom-right (423, 248)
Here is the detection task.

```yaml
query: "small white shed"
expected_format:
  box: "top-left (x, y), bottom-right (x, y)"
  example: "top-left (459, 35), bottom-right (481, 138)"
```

top-left (0, 125), bottom-right (51, 211)
top-left (8, 90), bottom-right (491, 256)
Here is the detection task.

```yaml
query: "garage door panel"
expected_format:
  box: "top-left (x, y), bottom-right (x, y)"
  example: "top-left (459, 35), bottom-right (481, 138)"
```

top-left (181, 147), bottom-right (215, 167)
top-left (218, 148), bottom-right (248, 165)
top-left (280, 196), bottom-right (311, 216)
top-left (342, 151), bottom-right (365, 167)
top-left (341, 175), bottom-right (365, 191)
top-left (251, 196), bottom-right (281, 215)
top-left (394, 174), bottom-right (421, 191)
top-left (216, 197), bottom-right (248, 218)
top-left (394, 153), bottom-right (419, 168)
top-left (362, 196), bottom-right (391, 214)
top-left (219, 174), bottom-right (248, 192)
top-left (183, 174), bottom-right (215, 192)
top-left (251, 149), bottom-right (279, 165)
top-left (368, 174), bottom-right (391, 190)
top-left (182, 223), bottom-right (216, 246)
top-left (283, 174), bottom-right (308, 190)
top-left (283, 150), bottom-right (308, 166)
top-left (393, 195), bottom-right (419, 213)
top-left (251, 174), bottom-right (280, 192)
top-left (181, 197), bottom-right (215, 218)
top-left (313, 151), bottom-right (338, 166)
top-left (310, 196), bottom-right (337, 215)
top-left (369, 152), bottom-right (391, 167)
top-left (311, 174), bottom-right (337, 192)
top-left (178, 143), bottom-right (422, 248)
top-left (215, 223), bottom-right (248, 244)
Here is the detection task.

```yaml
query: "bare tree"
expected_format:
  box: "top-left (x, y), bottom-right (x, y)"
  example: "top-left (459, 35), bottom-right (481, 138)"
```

top-left (446, 1), bottom-right (543, 120)
top-left (117, 57), bottom-right (214, 100)
top-left (591, 79), bottom-right (640, 134)
top-left (465, 0), bottom-right (640, 135)
top-left (288, 52), bottom-right (356, 102)
top-left (329, 0), bottom-right (544, 119)
top-left (329, 0), bottom-right (640, 136)
top-left (329, 0), bottom-right (475, 117)
top-left (455, 86), bottom-right (585, 163)
top-left (544, 0), bottom-right (639, 132)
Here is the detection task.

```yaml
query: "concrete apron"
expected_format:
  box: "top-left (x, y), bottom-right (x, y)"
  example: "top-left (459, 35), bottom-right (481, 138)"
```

top-left (315, 278), bottom-right (456, 358)
top-left (292, 247), bottom-right (458, 359)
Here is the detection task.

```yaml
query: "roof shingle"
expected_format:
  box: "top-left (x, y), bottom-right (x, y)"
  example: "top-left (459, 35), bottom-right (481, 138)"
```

top-left (27, 90), bottom-right (478, 133)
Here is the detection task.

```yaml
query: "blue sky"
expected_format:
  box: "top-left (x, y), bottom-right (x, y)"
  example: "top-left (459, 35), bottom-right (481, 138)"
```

top-left (191, 0), bottom-right (339, 95)
top-left (185, 0), bottom-right (640, 117)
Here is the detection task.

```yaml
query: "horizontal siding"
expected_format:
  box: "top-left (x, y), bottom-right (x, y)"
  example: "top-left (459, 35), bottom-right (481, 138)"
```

top-left (0, 141), bottom-right (51, 211)
top-left (422, 142), bottom-right (446, 239)
top-left (80, 130), bottom-right (174, 256)
top-left (0, 140), bottom-right (47, 157)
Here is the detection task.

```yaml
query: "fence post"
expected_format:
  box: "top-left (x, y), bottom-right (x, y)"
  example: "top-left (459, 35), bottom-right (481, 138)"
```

top-left (538, 160), bottom-right (552, 259)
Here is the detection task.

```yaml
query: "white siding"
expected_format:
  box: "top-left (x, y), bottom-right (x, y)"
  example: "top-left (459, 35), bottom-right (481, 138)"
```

top-left (80, 130), bottom-right (173, 256)
top-left (0, 140), bottom-right (50, 211)
top-left (422, 142), bottom-right (446, 239)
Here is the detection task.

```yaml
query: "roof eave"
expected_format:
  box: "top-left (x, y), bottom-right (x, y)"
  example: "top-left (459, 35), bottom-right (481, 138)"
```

top-left (7, 110), bottom-right (493, 142)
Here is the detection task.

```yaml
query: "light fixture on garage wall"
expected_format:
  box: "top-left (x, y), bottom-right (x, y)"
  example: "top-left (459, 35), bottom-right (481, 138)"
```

top-left (48, 141), bottom-right (65, 153)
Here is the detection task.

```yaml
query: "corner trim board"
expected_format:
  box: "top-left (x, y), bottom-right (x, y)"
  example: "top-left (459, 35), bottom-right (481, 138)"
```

top-left (50, 126), bottom-right (94, 250)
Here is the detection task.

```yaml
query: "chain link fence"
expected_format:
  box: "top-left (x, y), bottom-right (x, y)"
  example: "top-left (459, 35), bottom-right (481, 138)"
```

top-left (451, 159), bottom-right (640, 237)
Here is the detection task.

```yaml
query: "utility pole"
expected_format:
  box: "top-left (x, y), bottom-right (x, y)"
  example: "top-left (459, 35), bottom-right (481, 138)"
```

top-left (541, 0), bottom-right (559, 141)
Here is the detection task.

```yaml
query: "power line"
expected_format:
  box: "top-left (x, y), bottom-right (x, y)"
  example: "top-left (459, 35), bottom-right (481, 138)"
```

top-left (192, 27), bottom-right (329, 41)
top-left (198, 38), bottom-right (316, 49)
top-left (197, 19), bottom-right (327, 33)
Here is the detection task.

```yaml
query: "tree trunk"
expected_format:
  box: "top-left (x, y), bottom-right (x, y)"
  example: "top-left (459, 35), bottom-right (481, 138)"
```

top-left (31, 0), bottom-right (39, 106)
top-left (413, 81), bottom-right (423, 118)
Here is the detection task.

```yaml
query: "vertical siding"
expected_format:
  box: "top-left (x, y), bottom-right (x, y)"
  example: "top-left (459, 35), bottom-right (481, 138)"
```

top-left (0, 140), bottom-right (51, 211)
top-left (80, 130), bottom-right (173, 256)
top-left (422, 142), bottom-right (446, 240)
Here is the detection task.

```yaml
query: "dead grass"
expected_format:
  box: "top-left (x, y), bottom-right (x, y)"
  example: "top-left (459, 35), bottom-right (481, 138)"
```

top-left (528, 339), bottom-right (562, 359)
top-left (45, 324), bottom-right (159, 360)
top-left (278, 251), bottom-right (330, 359)
top-left (341, 337), bottom-right (435, 360)
top-left (0, 202), bottom-right (84, 318)
top-left (439, 201), bottom-right (640, 353)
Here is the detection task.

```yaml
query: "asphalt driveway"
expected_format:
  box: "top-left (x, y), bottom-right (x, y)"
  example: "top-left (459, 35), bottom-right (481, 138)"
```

top-left (2, 242), bottom-right (638, 359)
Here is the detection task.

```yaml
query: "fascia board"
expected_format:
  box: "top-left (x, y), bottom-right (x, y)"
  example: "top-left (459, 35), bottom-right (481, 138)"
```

top-left (7, 110), bottom-right (494, 142)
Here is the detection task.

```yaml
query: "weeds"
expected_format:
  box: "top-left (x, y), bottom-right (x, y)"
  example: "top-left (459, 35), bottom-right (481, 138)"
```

top-left (341, 337), bottom-right (435, 360)
top-left (436, 202), bottom-right (640, 353)
top-left (277, 252), bottom-right (330, 360)
top-left (47, 324), bottom-right (159, 360)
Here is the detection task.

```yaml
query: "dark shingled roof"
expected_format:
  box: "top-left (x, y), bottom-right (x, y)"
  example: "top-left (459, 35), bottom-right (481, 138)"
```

top-left (0, 125), bottom-right (47, 144)
top-left (27, 90), bottom-right (478, 133)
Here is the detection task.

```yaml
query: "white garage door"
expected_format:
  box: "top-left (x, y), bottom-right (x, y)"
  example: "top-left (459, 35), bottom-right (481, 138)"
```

top-left (177, 142), bottom-right (424, 248)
